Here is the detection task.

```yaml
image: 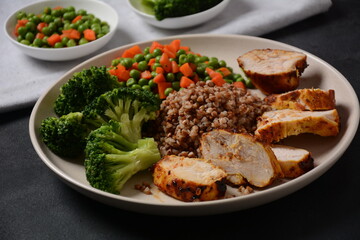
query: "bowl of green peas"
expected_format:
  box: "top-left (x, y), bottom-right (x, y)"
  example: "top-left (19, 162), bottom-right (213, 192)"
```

top-left (4, 0), bottom-right (118, 61)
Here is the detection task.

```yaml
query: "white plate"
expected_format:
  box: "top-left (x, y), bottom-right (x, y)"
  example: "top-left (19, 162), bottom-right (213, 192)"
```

top-left (127, 0), bottom-right (230, 29)
top-left (29, 34), bottom-right (360, 216)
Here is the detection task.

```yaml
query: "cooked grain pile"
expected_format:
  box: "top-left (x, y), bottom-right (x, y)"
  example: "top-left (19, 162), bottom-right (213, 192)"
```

top-left (155, 81), bottom-right (270, 157)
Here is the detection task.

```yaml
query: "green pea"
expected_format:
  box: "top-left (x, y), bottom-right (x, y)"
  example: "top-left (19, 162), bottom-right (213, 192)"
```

top-left (25, 32), bottom-right (34, 42)
top-left (17, 35), bottom-right (23, 42)
top-left (44, 14), bottom-right (53, 24)
top-left (51, 9), bottom-right (62, 17)
top-left (63, 11), bottom-right (75, 21)
top-left (155, 55), bottom-right (161, 63)
top-left (172, 81), bottom-right (180, 91)
top-left (148, 79), bottom-right (157, 88)
top-left (225, 79), bottom-right (233, 84)
top-left (29, 16), bottom-right (40, 24)
top-left (17, 26), bottom-right (28, 37)
top-left (63, 23), bottom-right (71, 30)
top-left (69, 23), bottom-right (78, 30)
top-left (187, 53), bottom-right (195, 63)
top-left (219, 60), bottom-right (227, 67)
top-left (126, 78), bottom-right (136, 87)
top-left (25, 21), bottom-right (36, 32)
top-left (144, 53), bottom-right (154, 62)
top-left (61, 37), bottom-right (69, 45)
top-left (79, 38), bottom-right (88, 45)
top-left (138, 78), bottom-right (149, 86)
top-left (166, 73), bottom-right (175, 82)
top-left (153, 48), bottom-right (163, 57)
top-left (134, 54), bottom-right (145, 63)
top-left (179, 54), bottom-right (188, 65)
top-left (176, 49), bottom-right (186, 57)
top-left (77, 9), bottom-right (87, 16)
top-left (17, 11), bottom-right (27, 20)
top-left (41, 26), bottom-right (52, 36)
top-left (142, 85), bottom-right (151, 91)
top-left (151, 71), bottom-right (157, 78)
top-left (65, 6), bottom-right (75, 12)
top-left (118, 82), bottom-right (126, 88)
top-left (143, 47), bottom-right (150, 55)
top-left (101, 25), bottom-right (109, 34)
top-left (48, 22), bottom-right (57, 32)
top-left (43, 7), bottom-right (52, 15)
top-left (92, 17), bottom-right (101, 24)
top-left (135, 62), bottom-right (146, 72)
top-left (111, 59), bottom-right (121, 67)
top-left (54, 42), bottom-right (64, 48)
top-left (131, 84), bottom-right (142, 90)
top-left (67, 39), bottom-right (76, 47)
top-left (77, 24), bottom-right (87, 33)
top-left (53, 17), bottom-right (62, 27)
top-left (20, 39), bottom-right (30, 45)
top-left (164, 87), bottom-right (173, 96)
top-left (244, 77), bottom-right (254, 88)
top-left (33, 38), bottom-right (43, 47)
top-left (121, 58), bottom-right (134, 69)
top-left (97, 33), bottom-right (105, 39)
top-left (129, 69), bottom-right (141, 80)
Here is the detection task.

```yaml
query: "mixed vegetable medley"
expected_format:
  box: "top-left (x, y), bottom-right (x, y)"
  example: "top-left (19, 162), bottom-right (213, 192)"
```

top-left (108, 39), bottom-right (253, 99)
top-left (40, 40), bottom-right (252, 194)
top-left (14, 6), bottom-right (110, 48)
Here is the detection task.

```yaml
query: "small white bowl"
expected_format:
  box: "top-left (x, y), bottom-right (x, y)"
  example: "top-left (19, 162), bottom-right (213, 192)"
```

top-left (127, 0), bottom-right (229, 29)
top-left (4, 0), bottom-right (118, 61)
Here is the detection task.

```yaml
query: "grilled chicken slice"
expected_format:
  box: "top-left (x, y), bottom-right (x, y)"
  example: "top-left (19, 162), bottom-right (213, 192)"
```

top-left (265, 88), bottom-right (335, 111)
top-left (153, 155), bottom-right (227, 202)
top-left (271, 145), bottom-right (314, 178)
top-left (200, 130), bottom-right (283, 188)
top-left (255, 109), bottom-right (340, 143)
top-left (237, 49), bottom-right (308, 95)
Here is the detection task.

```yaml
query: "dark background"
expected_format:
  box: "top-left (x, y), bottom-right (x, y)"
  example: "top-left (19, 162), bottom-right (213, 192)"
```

top-left (1, 0), bottom-right (359, 239)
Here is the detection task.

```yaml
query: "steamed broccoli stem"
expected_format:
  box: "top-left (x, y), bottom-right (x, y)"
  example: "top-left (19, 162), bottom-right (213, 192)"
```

top-left (85, 121), bottom-right (161, 194)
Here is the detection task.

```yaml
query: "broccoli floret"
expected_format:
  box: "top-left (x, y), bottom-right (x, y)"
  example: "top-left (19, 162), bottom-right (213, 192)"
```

top-left (85, 120), bottom-right (161, 194)
top-left (54, 66), bottom-right (120, 117)
top-left (40, 112), bottom-right (90, 158)
top-left (142, 0), bottom-right (223, 20)
top-left (83, 87), bottom-right (160, 143)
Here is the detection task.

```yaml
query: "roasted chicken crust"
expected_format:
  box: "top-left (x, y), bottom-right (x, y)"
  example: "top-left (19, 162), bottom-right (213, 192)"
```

top-left (237, 49), bottom-right (308, 95)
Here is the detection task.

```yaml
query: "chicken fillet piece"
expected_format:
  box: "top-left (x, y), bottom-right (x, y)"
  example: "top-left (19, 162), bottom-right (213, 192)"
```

top-left (255, 109), bottom-right (340, 143)
top-left (153, 155), bottom-right (227, 202)
top-left (237, 49), bottom-right (308, 95)
top-left (200, 130), bottom-right (283, 188)
top-left (271, 145), bottom-right (314, 178)
top-left (265, 88), bottom-right (335, 111)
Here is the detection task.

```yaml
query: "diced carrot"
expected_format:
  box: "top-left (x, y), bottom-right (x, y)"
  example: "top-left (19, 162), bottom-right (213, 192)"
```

top-left (147, 58), bottom-right (156, 66)
top-left (153, 73), bottom-right (166, 83)
top-left (171, 61), bottom-right (179, 73)
top-left (108, 68), bottom-right (117, 77)
top-left (189, 63), bottom-right (197, 71)
top-left (157, 81), bottom-right (172, 99)
top-left (141, 70), bottom-right (152, 79)
top-left (211, 75), bottom-right (226, 86)
top-left (47, 33), bottom-right (61, 47)
top-left (61, 29), bottom-right (80, 39)
top-left (217, 67), bottom-right (232, 77)
top-left (169, 39), bottom-right (181, 52)
top-left (193, 73), bottom-right (200, 83)
top-left (163, 46), bottom-right (176, 59)
top-left (180, 76), bottom-right (195, 88)
top-left (53, 6), bottom-right (63, 10)
top-left (121, 45), bottom-right (142, 58)
top-left (160, 53), bottom-right (171, 72)
top-left (155, 67), bottom-right (164, 74)
top-left (233, 81), bottom-right (246, 89)
top-left (206, 67), bottom-right (222, 79)
top-left (83, 29), bottom-right (96, 41)
top-left (179, 63), bottom-right (193, 77)
top-left (115, 64), bottom-right (130, 81)
top-left (72, 15), bottom-right (82, 23)
top-left (149, 41), bottom-right (163, 53)
top-left (18, 19), bottom-right (29, 25)
top-left (37, 22), bottom-right (47, 33)
top-left (35, 33), bottom-right (45, 39)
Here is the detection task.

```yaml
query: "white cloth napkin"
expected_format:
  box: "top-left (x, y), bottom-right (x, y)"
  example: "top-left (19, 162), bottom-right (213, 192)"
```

top-left (0, 0), bottom-right (332, 113)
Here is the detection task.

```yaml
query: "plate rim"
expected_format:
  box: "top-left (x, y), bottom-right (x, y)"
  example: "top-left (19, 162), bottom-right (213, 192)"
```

top-left (29, 34), bottom-right (360, 215)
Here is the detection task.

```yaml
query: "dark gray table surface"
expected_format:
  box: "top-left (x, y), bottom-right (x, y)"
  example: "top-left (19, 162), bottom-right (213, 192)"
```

top-left (1, 0), bottom-right (360, 239)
